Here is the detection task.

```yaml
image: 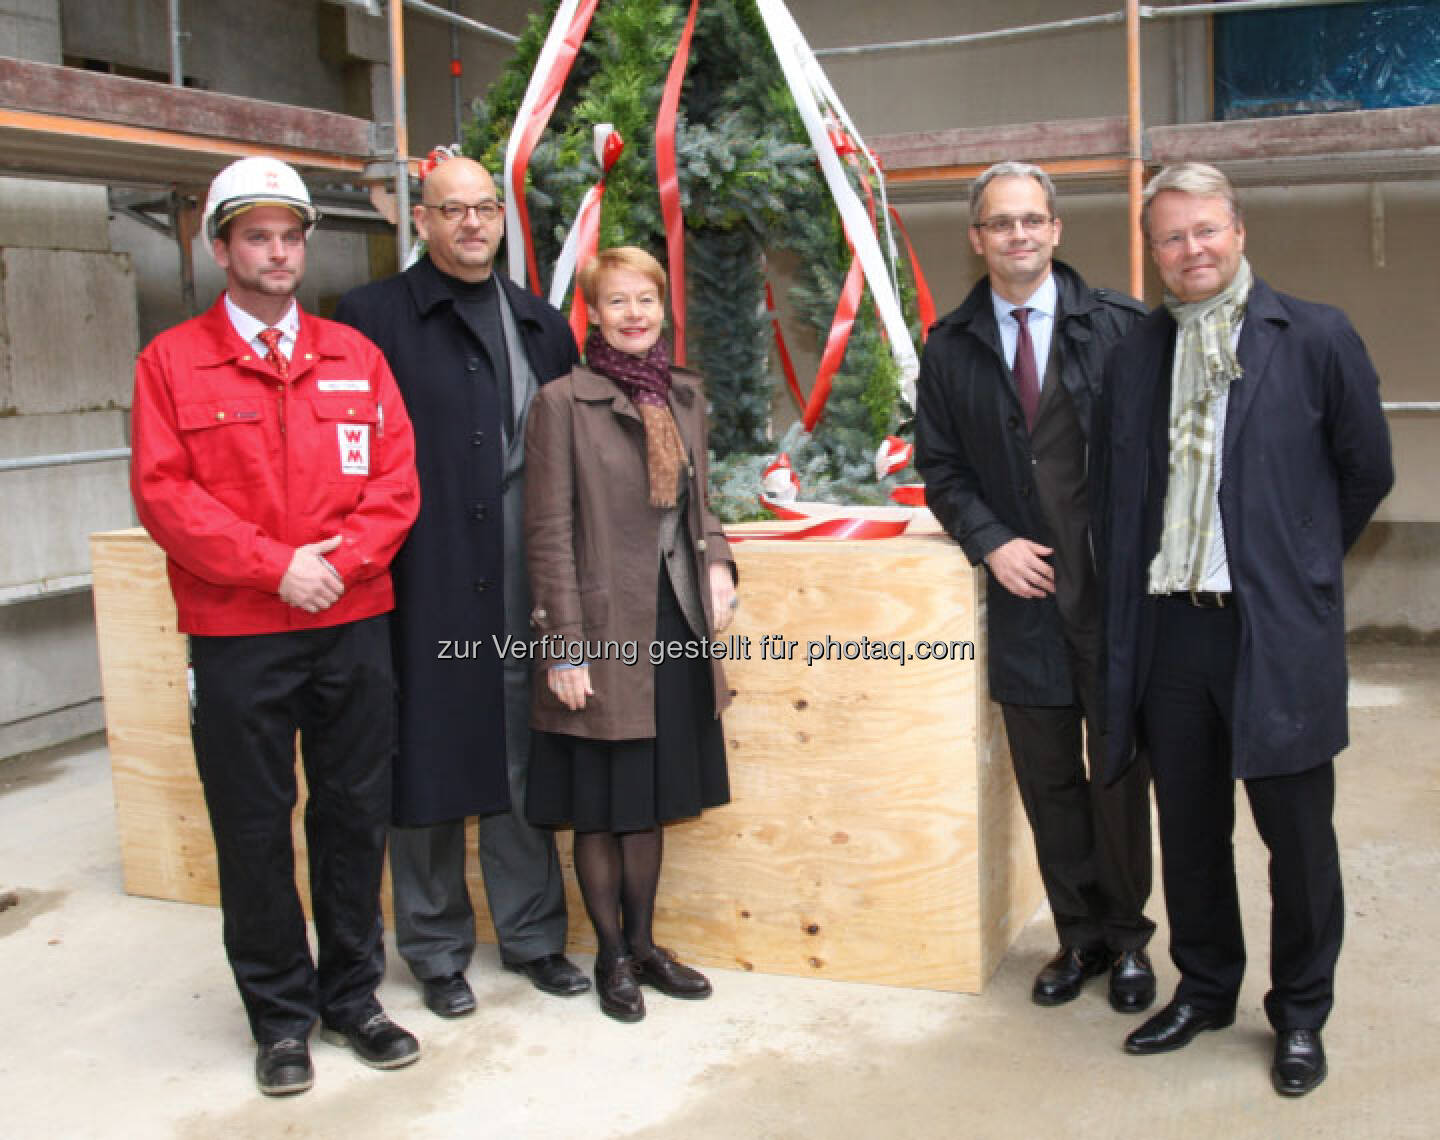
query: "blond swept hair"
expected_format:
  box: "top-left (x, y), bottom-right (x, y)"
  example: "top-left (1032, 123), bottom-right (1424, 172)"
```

top-left (1141, 162), bottom-right (1242, 239)
top-left (577, 246), bottom-right (668, 308)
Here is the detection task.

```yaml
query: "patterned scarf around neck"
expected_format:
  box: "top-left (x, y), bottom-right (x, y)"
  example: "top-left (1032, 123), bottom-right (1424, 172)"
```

top-left (584, 328), bottom-right (687, 508)
top-left (1148, 255), bottom-right (1254, 593)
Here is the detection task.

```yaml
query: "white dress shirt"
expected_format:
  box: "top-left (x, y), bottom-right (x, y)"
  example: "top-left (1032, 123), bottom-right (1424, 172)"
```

top-left (990, 271), bottom-right (1058, 388)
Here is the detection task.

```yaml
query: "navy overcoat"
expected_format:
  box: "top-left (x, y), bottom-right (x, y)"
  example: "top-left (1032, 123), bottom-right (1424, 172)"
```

top-left (1099, 277), bottom-right (1393, 783)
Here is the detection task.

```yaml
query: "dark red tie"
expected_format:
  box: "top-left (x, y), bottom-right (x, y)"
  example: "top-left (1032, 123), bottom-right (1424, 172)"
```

top-left (257, 327), bottom-right (289, 379)
top-left (1011, 307), bottom-right (1040, 430)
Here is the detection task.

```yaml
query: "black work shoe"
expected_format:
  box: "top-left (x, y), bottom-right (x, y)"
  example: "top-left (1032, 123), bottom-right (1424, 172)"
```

top-left (422, 972), bottom-right (477, 1019)
top-left (321, 1011), bottom-right (420, 1070)
top-left (1124, 1000), bottom-right (1235, 1055)
top-left (633, 946), bottom-right (713, 1000)
top-left (1272, 1029), bottom-right (1327, 1097)
top-left (1032, 946), bottom-right (1109, 1006)
top-left (1109, 949), bottom-right (1157, 1013)
top-left (505, 953), bottom-right (591, 996)
top-left (595, 954), bottom-right (645, 1023)
top-left (255, 1037), bottom-right (313, 1096)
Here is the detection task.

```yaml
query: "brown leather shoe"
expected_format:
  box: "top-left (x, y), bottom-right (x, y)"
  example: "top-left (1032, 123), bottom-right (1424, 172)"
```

top-left (633, 946), bottom-right (713, 1000)
top-left (595, 955), bottom-right (645, 1022)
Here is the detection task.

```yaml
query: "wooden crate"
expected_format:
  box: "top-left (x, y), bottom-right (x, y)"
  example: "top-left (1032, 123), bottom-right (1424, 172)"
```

top-left (91, 526), bottom-right (1042, 992)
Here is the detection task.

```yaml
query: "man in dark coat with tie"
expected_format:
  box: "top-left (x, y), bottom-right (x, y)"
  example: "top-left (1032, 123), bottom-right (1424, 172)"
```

top-left (915, 161), bottom-right (1157, 1015)
top-left (1101, 162), bottom-right (1393, 1096)
top-left (335, 155), bottom-right (586, 1018)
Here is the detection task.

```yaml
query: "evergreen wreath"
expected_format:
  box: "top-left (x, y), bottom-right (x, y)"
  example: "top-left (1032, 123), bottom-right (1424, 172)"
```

top-left (465, 0), bottom-right (926, 520)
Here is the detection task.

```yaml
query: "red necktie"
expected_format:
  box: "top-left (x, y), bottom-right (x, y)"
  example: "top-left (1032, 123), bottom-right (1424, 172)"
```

top-left (257, 327), bottom-right (289, 379)
top-left (1011, 307), bottom-right (1040, 430)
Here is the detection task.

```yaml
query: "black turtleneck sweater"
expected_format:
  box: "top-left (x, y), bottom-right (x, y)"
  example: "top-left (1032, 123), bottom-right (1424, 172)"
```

top-left (436, 267), bottom-right (513, 434)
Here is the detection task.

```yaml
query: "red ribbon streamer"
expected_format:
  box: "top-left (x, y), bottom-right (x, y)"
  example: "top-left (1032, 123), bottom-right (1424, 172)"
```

top-left (566, 196), bottom-right (603, 349)
top-left (655, 0), bottom-right (700, 366)
top-left (564, 131), bottom-right (624, 349)
top-left (800, 245), bottom-right (866, 432)
top-left (887, 205), bottom-right (937, 341)
top-left (888, 484), bottom-right (927, 507)
top-left (765, 281), bottom-right (804, 412)
top-left (510, 0), bottom-right (601, 295)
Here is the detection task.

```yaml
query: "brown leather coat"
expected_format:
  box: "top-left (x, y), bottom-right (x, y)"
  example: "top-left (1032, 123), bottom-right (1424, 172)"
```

top-left (524, 364), bottom-right (735, 740)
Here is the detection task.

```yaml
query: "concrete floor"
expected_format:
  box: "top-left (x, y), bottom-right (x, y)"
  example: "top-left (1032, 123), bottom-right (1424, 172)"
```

top-left (1, 643), bottom-right (1436, 1139)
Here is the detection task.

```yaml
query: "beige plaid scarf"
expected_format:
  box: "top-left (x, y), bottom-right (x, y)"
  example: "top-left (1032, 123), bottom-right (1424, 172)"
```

top-left (1147, 257), bottom-right (1253, 593)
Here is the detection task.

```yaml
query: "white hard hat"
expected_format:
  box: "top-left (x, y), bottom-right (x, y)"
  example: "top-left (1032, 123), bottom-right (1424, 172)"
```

top-left (202, 156), bottom-right (320, 245)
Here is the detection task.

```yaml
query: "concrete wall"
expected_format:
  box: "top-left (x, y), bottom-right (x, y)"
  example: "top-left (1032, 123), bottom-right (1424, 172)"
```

top-left (0, 0), bottom-right (134, 755)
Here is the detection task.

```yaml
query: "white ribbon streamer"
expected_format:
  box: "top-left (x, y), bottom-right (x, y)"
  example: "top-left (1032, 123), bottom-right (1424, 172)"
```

top-left (548, 124), bottom-right (617, 310)
top-left (753, 0), bottom-right (919, 403)
top-left (502, 0), bottom-right (584, 289)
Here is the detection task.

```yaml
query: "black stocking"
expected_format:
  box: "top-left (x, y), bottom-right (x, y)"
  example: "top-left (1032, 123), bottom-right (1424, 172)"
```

top-left (573, 831), bottom-right (624, 961)
top-left (619, 825), bottom-right (663, 959)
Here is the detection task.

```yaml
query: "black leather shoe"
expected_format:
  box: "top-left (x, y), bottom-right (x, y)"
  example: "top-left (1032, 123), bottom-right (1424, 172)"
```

top-left (595, 954), bottom-right (645, 1022)
top-left (1032, 946), bottom-right (1109, 1006)
top-left (1272, 1029), bottom-right (1327, 1097)
top-left (506, 953), bottom-right (592, 997)
top-left (255, 1038), bottom-right (313, 1096)
top-left (422, 972), bottom-right (476, 1019)
top-left (634, 946), bottom-right (713, 1000)
top-left (1109, 949), bottom-right (1157, 1013)
top-left (1124, 1000), bottom-right (1235, 1055)
top-left (321, 1011), bottom-right (420, 1070)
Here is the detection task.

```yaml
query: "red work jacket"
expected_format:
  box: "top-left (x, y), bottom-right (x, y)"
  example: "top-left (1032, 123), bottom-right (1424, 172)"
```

top-left (131, 295), bottom-right (420, 636)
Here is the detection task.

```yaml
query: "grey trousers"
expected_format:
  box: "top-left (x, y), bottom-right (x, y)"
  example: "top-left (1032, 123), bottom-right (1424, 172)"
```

top-left (388, 668), bottom-right (569, 981)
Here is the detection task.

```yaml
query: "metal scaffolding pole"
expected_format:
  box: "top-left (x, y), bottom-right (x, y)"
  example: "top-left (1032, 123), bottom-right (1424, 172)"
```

top-left (389, 0), bottom-right (412, 266)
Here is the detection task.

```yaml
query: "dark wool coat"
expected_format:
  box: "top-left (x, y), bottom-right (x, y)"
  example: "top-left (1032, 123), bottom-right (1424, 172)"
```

top-left (914, 260), bottom-right (1145, 706)
top-left (1100, 277), bottom-right (1393, 782)
top-left (334, 256), bottom-right (579, 825)
top-left (524, 365), bottom-right (735, 740)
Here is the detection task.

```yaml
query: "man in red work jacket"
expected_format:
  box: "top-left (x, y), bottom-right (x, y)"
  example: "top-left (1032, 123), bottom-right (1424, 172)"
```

top-left (130, 157), bottom-right (421, 1097)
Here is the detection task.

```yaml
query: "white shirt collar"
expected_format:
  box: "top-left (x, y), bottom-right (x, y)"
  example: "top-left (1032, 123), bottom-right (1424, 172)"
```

top-left (989, 270), bottom-right (1057, 328)
top-left (224, 294), bottom-right (300, 358)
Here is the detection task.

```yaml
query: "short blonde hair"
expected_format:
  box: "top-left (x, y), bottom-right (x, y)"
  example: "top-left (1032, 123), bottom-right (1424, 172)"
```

top-left (1141, 162), bottom-right (1241, 239)
top-left (577, 246), bottom-right (667, 308)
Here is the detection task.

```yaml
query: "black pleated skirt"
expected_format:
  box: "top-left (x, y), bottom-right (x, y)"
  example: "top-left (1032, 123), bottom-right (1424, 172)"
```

top-left (526, 572), bottom-right (730, 833)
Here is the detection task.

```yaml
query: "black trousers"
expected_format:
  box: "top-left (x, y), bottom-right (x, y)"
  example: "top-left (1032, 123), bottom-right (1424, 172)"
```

top-left (189, 615), bottom-right (394, 1045)
top-left (1140, 597), bottom-right (1343, 1031)
top-left (1001, 636), bottom-right (1154, 953)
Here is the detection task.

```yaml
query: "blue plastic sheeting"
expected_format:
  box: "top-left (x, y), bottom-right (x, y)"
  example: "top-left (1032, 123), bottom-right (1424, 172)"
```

top-left (1214, 0), bottom-right (1440, 120)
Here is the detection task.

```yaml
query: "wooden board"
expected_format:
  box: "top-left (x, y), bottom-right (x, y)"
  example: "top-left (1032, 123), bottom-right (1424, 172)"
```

top-left (91, 527), bottom-right (1043, 993)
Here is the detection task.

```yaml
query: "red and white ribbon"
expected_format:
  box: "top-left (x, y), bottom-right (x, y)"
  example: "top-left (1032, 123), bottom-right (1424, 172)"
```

top-left (753, 0), bottom-right (918, 406)
top-left (733, 496), bottom-right (912, 541)
top-left (760, 451), bottom-right (801, 503)
top-left (503, 0), bottom-right (602, 293)
top-left (548, 125), bottom-right (625, 350)
top-left (874, 434), bottom-right (913, 480)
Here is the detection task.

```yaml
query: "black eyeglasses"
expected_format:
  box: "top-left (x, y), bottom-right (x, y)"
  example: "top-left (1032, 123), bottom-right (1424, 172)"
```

top-left (422, 199), bottom-right (503, 223)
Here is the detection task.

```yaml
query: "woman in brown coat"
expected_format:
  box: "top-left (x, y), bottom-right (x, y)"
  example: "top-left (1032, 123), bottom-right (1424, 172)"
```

top-left (523, 246), bottom-right (738, 1022)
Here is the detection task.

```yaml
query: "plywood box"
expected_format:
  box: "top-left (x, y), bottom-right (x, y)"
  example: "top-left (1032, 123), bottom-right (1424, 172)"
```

top-left (91, 526), bottom-right (1042, 993)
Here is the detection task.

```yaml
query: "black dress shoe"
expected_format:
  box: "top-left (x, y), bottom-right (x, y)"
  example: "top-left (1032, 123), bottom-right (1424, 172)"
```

top-left (1272, 1028), bottom-right (1327, 1097)
top-left (255, 1038), bottom-right (313, 1097)
top-left (634, 946), bottom-right (713, 1000)
top-left (1109, 949), bottom-right (1157, 1013)
top-left (423, 972), bottom-right (477, 1019)
top-left (1032, 946), bottom-right (1109, 1006)
top-left (1124, 1000), bottom-right (1235, 1055)
top-left (321, 1011), bottom-right (421, 1069)
top-left (595, 954), bottom-right (645, 1022)
top-left (506, 953), bottom-right (592, 996)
